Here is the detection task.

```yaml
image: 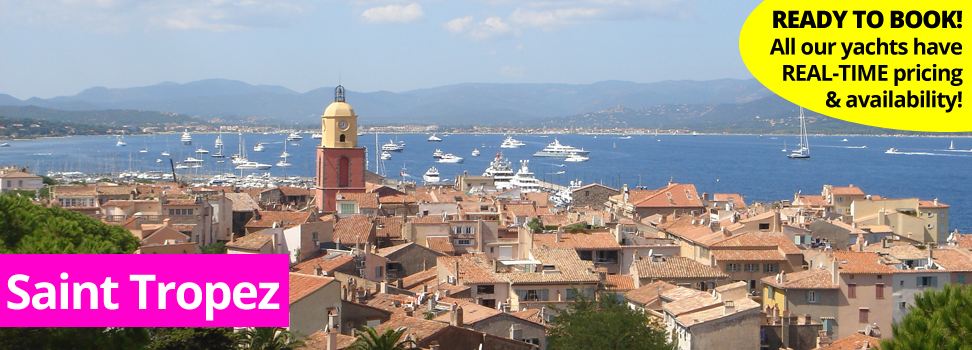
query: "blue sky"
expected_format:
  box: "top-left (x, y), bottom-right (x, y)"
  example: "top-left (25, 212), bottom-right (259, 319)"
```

top-left (0, 0), bottom-right (763, 99)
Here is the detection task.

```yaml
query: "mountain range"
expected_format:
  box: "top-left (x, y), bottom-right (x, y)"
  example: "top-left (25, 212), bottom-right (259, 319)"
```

top-left (0, 79), bottom-right (774, 126)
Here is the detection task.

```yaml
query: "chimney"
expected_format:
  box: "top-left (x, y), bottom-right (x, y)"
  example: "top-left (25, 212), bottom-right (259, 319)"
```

top-left (623, 184), bottom-right (629, 203)
top-left (555, 230), bottom-right (562, 243)
top-left (430, 341), bottom-right (440, 350)
top-left (831, 260), bottom-right (840, 286)
top-left (804, 314), bottom-right (812, 325)
top-left (450, 302), bottom-right (463, 327)
top-left (253, 209), bottom-right (261, 221)
top-left (404, 305), bottom-right (414, 317)
top-left (315, 266), bottom-right (323, 276)
top-left (327, 313), bottom-right (339, 350)
top-left (454, 261), bottom-right (460, 285)
top-left (396, 279), bottom-right (404, 289)
top-left (341, 285), bottom-right (348, 300)
top-left (934, 198), bottom-right (938, 206)
top-left (702, 192), bottom-right (709, 202)
top-left (723, 300), bottom-right (735, 315)
top-left (380, 281), bottom-right (388, 294)
top-left (780, 271), bottom-right (787, 283)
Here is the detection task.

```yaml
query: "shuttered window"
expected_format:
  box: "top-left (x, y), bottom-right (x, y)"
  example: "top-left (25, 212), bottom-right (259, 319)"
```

top-left (848, 284), bottom-right (856, 298)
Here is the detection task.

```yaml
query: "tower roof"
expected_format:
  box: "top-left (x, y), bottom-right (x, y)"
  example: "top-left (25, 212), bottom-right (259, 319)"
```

top-left (323, 101), bottom-right (355, 118)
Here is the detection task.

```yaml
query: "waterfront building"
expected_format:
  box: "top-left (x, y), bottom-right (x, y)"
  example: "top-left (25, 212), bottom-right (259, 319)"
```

top-left (0, 171), bottom-right (43, 193)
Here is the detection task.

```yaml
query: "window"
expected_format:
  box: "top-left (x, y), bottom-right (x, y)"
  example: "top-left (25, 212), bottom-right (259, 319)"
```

top-left (726, 264), bottom-right (741, 272)
top-left (477, 285), bottom-right (495, 294)
top-left (764, 263), bottom-right (779, 273)
top-left (918, 276), bottom-right (938, 287)
top-left (585, 190), bottom-right (590, 197)
top-left (744, 263), bottom-right (759, 272)
top-left (168, 208), bottom-right (193, 216)
top-left (859, 309), bottom-right (869, 323)
top-left (849, 274), bottom-right (855, 280)
top-left (18, 180), bottom-right (23, 187)
top-left (525, 290), bottom-right (541, 301)
top-left (312, 232), bottom-right (319, 241)
top-left (822, 319), bottom-right (833, 333)
top-left (876, 283), bottom-right (884, 299)
top-left (877, 274), bottom-right (883, 280)
top-left (374, 266), bottom-right (383, 279)
top-left (900, 302), bottom-right (907, 309)
top-left (340, 203), bottom-right (355, 214)
top-left (807, 291), bottom-right (819, 304)
top-left (339, 134), bottom-right (346, 142)
top-left (455, 239), bottom-right (473, 246)
top-left (386, 263), bottom-right (400, 272)
top-left (566, 289), bottom-right (576, 301)
top-left (454, 227), bottom-right (462, 235)
top-left (848, 284), bottom-right (857, 298)
top-left (959, 274), bottom-right (966, 284)
top-left (759, 223), bottom-right (770, 230)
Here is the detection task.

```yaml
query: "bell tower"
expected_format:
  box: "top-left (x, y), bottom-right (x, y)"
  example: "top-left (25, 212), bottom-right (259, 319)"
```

top-left (316, 85), bottom-right (366, 213)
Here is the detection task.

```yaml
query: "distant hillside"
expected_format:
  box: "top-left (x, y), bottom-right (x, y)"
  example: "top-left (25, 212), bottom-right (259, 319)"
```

top-left (0, 79), bottom-right (773, 125)
top-left (0, 116), bottom-right (113, 139)
top-left (537, 95), bottom-right (967, 135)
top-left (0, 106), bottom-right (200, 127)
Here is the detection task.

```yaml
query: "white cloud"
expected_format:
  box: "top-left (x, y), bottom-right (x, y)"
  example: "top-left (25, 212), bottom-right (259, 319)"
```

top-left (0, 0), bottom-right (313, 32)
top-left (500, 65), bottom-right (525, 78)
top-left (360, 3), bottom-right (425, 24)
top-left (444, 16), bottom-right (473, 34)
top-left (508, 0), bottom-right (696, 29)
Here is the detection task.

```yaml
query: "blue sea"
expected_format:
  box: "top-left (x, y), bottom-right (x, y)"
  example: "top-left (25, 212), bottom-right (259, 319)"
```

top-left (3, 133), bottom-right (970, 232)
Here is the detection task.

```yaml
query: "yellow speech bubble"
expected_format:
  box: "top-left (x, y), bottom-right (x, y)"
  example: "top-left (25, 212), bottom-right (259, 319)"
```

top-left (740, 1), bottom-right (967, 132)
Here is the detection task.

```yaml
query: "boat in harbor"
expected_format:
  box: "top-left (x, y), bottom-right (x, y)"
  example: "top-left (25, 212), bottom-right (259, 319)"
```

top-left (279, 140), bottom-right (291, 158)
top-left (471, 148), bottom-right (480, 156)
top-left (432, 149), bottom-right (444, 159)
top-left (428, 133), bottom-right (442, 142)
top-left (174, 164), bottom-right (189, 170)
top-left (483, 152), bottom-right (515, 190)
top-left (311, 133), bottom-right (322, 139)
top-left (618, 135), bottom-right (632, 139)
top-left (116, 137), bottom-right (127, 147)
top-left (510, 160), bottom-right (542, 193)
top-left (0, 143), bottom-right (9, 147)
top-left (381, 151), bottom-right (392, 160)
top-left (161, 151), bottom-right (170, 156)
top-left (139, 149), bottom-right (147, 153)
top-left (286, 132), bottom-right (303, 142)
top-left (436, 153), bottom-right (464, 163)
top-left (423, 167), bottom-right (440, 183)
top-left (181, 130), bottom-right (192, 145)
top-left (564, 152), bottom-right (589, 162)
top-left (382, 140), bottom-right (405, 152)
top-left (787, 107), bottom-right (811, 159)
top-left (253, 143), bottom-right (265, 152)
top-left (500, 135), bottom-right (525, 148)
top-left (399, 165), bottom-right (409, 178)
top-left (533, 138), bottom-right (590, 158)
top-left (950, 140), bottom-right (955, 150)
top-left (183, 157), bottom-right (204, 164)
top-left (886, 148), bottom-right (899, 154)
top-left (235, 161), bottom-right (272, 170)
top-left (195, 148), bottom-right (209, 155)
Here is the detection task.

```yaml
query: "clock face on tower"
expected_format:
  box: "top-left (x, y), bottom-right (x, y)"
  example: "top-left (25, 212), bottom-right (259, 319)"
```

top-left (339, 121), bottom-right (349, 130)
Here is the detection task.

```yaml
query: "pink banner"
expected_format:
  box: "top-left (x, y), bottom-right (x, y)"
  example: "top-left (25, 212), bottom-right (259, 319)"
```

top-left (0, 254), bottom-right (289, 327)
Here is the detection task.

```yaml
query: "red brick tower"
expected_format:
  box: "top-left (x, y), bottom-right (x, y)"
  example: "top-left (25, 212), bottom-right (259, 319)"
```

top-left (316, 85), bottom-right (366, 212)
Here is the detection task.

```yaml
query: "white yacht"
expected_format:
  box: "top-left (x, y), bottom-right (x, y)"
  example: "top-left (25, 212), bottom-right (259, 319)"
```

top-left (253, 143), bottom-right (265, 152)
top-left (432, 149), bottom-right (444, 159)
top-left (471, 148), bottom-right (480, 156)
top-left (311, 133), bottom-right (322, 139)
top-left (787, 107), bottom-right (811, 159)
top-left (184, 157), bottom-right (204, 164)
top-left (949, 140), bottom-right (955, 150)
top-left (482, 152), bottom-right (516, 190)
top-left (174, 164), bottom-right (189, 170)
top-left (0, 143), bottom-right (9, 147)
top-left (195, 148), bottom-right (209, 155)
top-left (215, 133), bottom-right (224, 149)
top-left (181, 130), bottom-right (192, 145)
top-left (564, 152), bottom-right (589, 162)
top-left (618, 135), bottom-right (632, 139)
top-left (382, 140), bottom-right (405, 152)
top-left (279, 140), bottom-right (291, 158)
top-left (275, 159), bottom-right (291, 167)
top-left (161, 151), bottom-right (170, 156)
top-left (139, 149), bottom-right (147, 153)
top-left (235, 161), bottom-right (272, 170)
top-left (500, 135), bottom-right (525, 148)
top-left (533, 138), bottom-right (589, 157)
top-left (286, 132), bottom-right (302, 142)
top-left (510, 160), bottom-right (542, 193)
top-left (381, 151), bottom-right (392, 160)
top-left (423, 167), bottom-right (440, 183)
top-left (886, 148), bottom-right (899, 154)
top-left (437, 153), bottom-right (464, 163)
top-left (428, 133), bottom-right (442, 142)
top-left (116, 138), bottom-right (127, 147)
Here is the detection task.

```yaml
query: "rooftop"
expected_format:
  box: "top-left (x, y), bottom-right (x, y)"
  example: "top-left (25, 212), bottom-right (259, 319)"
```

top-left (289, 273), bottom-right (335, 304)
top-left (635, 256), bottom-right (729, 280)
top-left (760, 269), bottom-right (838, 290)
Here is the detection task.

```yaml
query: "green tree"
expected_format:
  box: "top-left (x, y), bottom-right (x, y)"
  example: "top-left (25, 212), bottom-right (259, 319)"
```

top-left (0, 194), bottom-right (140, 254)
top-left (146, 327), bottom-right (238, 350)
top-left (237, 327), bottom-right (304, 350)
top-left (349, 326), bottom-right (416, 350)
top-left (880, 284), bottom-right (972, 350)
top-left (202, 242), bottom-right (227, 254)
top-left (0, 327), bottom-right (150, 350)
top-left (547, 291), bottom-right (674, 350)
top-left (527, 217), bottom-right (544, 233)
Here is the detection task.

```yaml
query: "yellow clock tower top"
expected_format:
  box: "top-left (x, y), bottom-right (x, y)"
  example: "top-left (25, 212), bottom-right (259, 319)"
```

top-left (320, 85), bottom-right (358, 148)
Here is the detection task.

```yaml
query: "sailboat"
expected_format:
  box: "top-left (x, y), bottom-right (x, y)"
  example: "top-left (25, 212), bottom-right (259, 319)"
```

top-left (213, 130), bottom-right (225, 158)
top-left (787, 107), bottom-right (810, 159)
top-left (782, 140), bottom-right (787, 152)
top-left (276, 140), bottom-right (291, 167)
top-left (950, 140), bottom-right (955, 150)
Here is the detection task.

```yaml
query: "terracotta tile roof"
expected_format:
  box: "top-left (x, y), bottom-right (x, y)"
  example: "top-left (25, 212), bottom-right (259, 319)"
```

top-left (337, 192), bottom-right (379, 209)
top-left (508, 248), bottom-right (600, 284)
top-left (299, 330), bottom-right (357, 350)
top-left (401, 267), bottom-right (438, 290)
top-left (171, 224), bottom-right (196, 232)
top-left (226, 231), bottom-right (274, 251)
top-left (378, 194), bottom-right (419, 204)
top-left (659, 286), bottom-right (711, 302)
top-left (412, 215), bottom-right (448, 224)
top-left (624, 281), bottom-right (677, 305)
top-left (438, 255), bottom-right (500, 284)
top-left (539, 214), bottom-right (572, 227)
top-left (376, 216), bottom-right (404, 239)
top-left (289, 273), bottom-right (334, 304)
top-left (426, 237), bottom-right (456, 255)
top-left (375, 314), bottom-right (450, 342)
top-left (96, 185), bottom-right (138, 196)
top-left (292, 252), bottom-right (355, 275)
top-left (432, 299), bottom-right (503, 325)
top-left (54, 186), bottom-right (97, 196)
top-left (101, 200), bottom-right (138, 208)
top-left (224, 192), bottom-right (261, 212)
top-left (672, 297), bottom-right (759, 327)
top-left (510, 309), bottom-right (544, 324)
top-left (712, 193), bottom-right (747, 208)
top-left (863, 243), bottom-right (928, 260)
top-left (278, 186), bottom-right (312, 197)
top-left (533, 233), bottom-right (621, 250)
top-left (376, 242), bottom-right (442, 259)
top-left (760, 268), bottom-right (838, 290)
top-left (523, 192), bottom-right (549, 208)
top-left (711, 249), bottom-right (787, 262)
top-left (505, 203), bottom-right (537, 218)
top-left (710, 232), bottom-right (802, 255)
top-left (951, 233), bottom-right (972, 249)
top-left (635, 256), bottom-right (729, 280)
top-left (604, 274), bottom-right (635, 291)
top-left (830, 186), bottom-right (865, 195)
top-left (919, 200), bottom-right (949, 208)
top-left (364, 293), bottom-right (418, 317)
top-left (831, 251), bottom-right (897, 274)
top-left (631, 183), bottom-right (703, 209)
top-left (932, 249), bottom-right (972, 272)
top-left (246, 211), bottom-right (315, 229)
top-left (164, 199), bottom-right (198, 206)
top-left (819, 332), bottom-right (882, 350)
top-left (0, 171), bottom-right (39, 179)
top-left (333, 215), bottom-right (374, 245)
top-left (796, 195), bottom-right (831, 208)
top-left (572, 183), bottom-right (618, 193)
top-left (662, 294), bottom-right (722, 317)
